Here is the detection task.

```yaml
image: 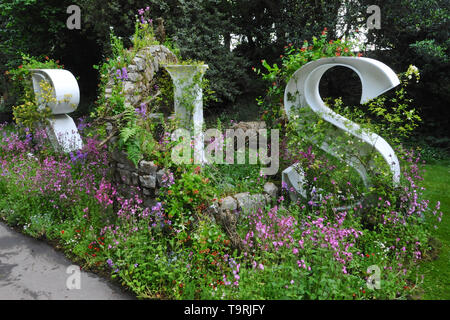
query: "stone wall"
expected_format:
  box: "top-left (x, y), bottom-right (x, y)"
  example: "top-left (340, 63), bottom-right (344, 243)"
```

top-left (111, 149), bottom-right (167, 208)
top-left (111, 148), bottom-right (279, 216)
top-left (103, 43), bottom-right (278, 217)
top-left (208, 182), bottom-right (278, 218)
top-left (104, 45), bottom-right (178, 107)
top-left (105, 45), bottom-right (178, 207)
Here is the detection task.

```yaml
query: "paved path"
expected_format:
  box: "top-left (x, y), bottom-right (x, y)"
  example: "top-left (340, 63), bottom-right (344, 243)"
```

top-left (0, 222), bottom-right (134, 300)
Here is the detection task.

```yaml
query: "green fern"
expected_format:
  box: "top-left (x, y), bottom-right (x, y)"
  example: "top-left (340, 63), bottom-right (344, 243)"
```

top-left (120, 126), bottom-right (137, 143)
top-left (126, 139), bottom-right (143, 166)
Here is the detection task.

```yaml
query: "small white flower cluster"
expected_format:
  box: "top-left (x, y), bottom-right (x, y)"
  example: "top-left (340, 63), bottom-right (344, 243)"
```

top-left (406, 65), bottom-right (420, 83)
top-left (375, 241), bottom-right (390, 261)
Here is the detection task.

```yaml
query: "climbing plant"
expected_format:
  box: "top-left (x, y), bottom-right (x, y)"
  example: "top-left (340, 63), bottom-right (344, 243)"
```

top-left (91, 8), bottom-right (212, 166)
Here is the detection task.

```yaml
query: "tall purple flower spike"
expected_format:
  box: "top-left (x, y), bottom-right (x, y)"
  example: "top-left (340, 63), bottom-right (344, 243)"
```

top-left (31, 69), bottom-right (83, 152)
top-left (282, 57), bottom-right (401, 202)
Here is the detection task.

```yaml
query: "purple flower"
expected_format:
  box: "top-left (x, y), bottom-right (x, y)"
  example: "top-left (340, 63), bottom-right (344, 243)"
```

top-left (77, 117), bottom-right (89, 132)
top-left (115, 67), bottom-right (128, 81)
top-left (121, 67), bottom-right (128, 80)
top-left (161, 170), bottom-right (175, 187)
top-left (69, 149), bottom-right (87, 164)
top-left (135, 103), bottom-right (147, 119)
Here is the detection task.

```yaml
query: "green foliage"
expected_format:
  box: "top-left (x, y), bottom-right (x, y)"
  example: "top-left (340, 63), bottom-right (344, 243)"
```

top-left (330, 65), bottom-right (422, 145)
top-left (7, 55), bottom-right (64, 131)
top-left (117, 104), bottom-right (161, 166)
top-left (7, 54), bottom-right (62, 106)
top-left (255, 29), bottom-right (360, 128)
top-left (359, 0), bottom-right (450, 141)
top-left (160, 165), bottom-right (215, 226)
top-left (410, 40), bottom-right (449, 63)
top-left (92, 12), bottom-right (215, 166)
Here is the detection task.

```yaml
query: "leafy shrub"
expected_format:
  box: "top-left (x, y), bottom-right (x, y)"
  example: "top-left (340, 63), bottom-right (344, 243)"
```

top-left (255, 28), bottom-right (361, 128)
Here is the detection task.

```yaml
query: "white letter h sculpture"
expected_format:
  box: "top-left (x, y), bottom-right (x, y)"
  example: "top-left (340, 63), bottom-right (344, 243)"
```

top-left (31, 69), bottom-right (83, 153)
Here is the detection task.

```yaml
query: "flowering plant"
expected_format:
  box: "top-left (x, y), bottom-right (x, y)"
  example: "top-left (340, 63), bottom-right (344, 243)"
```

top-left (255, 28), bottom-right (361, 127)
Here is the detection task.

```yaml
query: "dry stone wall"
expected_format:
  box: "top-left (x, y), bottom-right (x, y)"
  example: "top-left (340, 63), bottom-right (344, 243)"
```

top-left (111, 150), bottom-right (167, 208)
top-left (104, 45), bottom-right (178, 107)
top-left (106, 45), bottom-right (178, 207)
top-left (104, 44), bottom-right (278, 217)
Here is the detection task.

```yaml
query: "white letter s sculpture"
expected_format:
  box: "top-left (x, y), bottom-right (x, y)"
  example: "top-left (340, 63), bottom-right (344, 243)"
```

top-left (282, 57), bottom-right (401, 201)
top-left (31, 69), bottom-right (83, 153)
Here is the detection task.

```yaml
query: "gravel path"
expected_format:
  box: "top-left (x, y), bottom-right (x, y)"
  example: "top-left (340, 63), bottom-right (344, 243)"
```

top-left (0, 222), bottom-right (134, 300)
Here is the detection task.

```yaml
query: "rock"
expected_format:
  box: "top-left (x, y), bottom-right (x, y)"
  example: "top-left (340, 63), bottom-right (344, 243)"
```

top-left (220, 196), bottom-right (237, 211)
top-left (231, 121), bottom-right (267, 150)
top-left (156, 169), bottom-right (166, 186)
top-left (147, 113), bottom-right (164, 121)
top-left (142, 188), bottom-right (153, 197)
top-left (139, 160), bottom-right (157, 176)
top-left (111, 150), bottom-right (136, 171)
top-left (139, 175), bottom-right (156, 189)
top-left (122, 81), bottom-right (134, 93)
top-left (117, 168), bottom-right (132, 185)
top-left (129, 94), bottom-right (141, 105)
top-left (264, 182), bottom-right (278, 199)
top-left (127, 72), bottom-right (141, 82)
top-left (232, 121), bottom-right (266, 131)
top-left (206, 202), bottom-right (220, 223)
top-left (131, 172), bottom-right (139, 186)
top-left (264, 194), bottom-right (272, 205)
top-left (116, 184), bottom-right (134, 199)
top-left (235, 192), bottom-right (266, 214)
top-left (143, 198), bottom-right (157, 209)
top-left (132, 56), bottom-right (145, 71)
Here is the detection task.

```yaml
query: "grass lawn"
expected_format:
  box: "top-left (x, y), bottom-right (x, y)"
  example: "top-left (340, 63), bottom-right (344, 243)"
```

top-left (419, 158), bottom-right (450, 299)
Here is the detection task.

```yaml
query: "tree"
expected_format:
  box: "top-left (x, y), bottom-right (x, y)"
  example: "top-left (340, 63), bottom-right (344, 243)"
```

top-left (358, 0), bottom-right (449, 143)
